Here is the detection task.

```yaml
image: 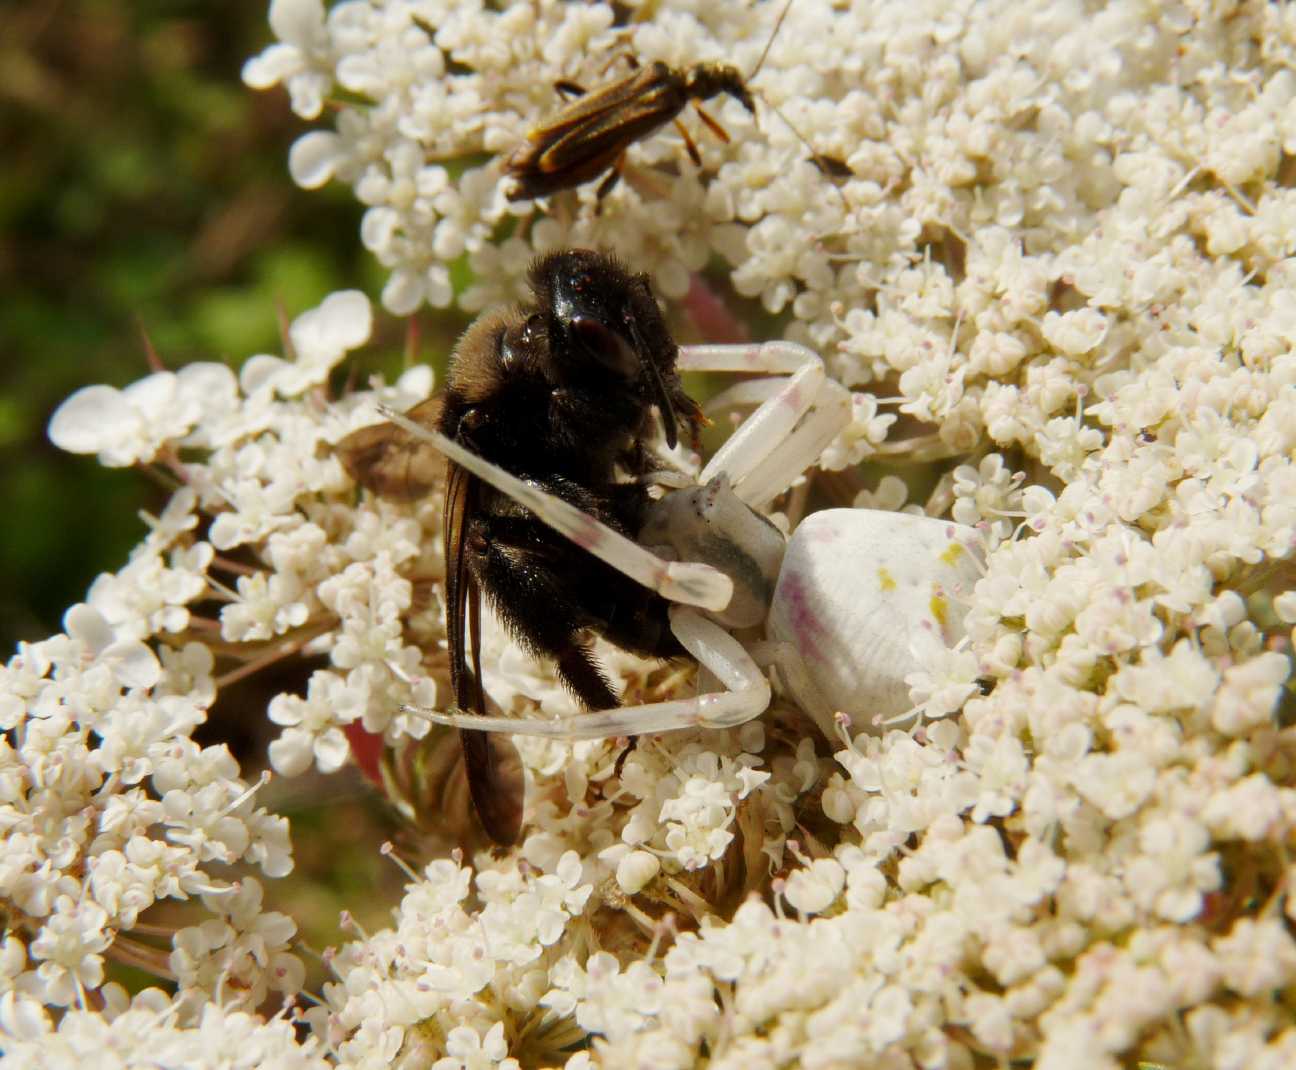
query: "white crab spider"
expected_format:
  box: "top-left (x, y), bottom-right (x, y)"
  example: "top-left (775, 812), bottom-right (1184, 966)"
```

top-left (383, 340), bottom-right (981, 742)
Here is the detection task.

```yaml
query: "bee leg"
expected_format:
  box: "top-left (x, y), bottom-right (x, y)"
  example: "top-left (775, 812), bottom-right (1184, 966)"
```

top-left (409, 608), bottom-right (770, 740)
top-left (466, 518), bottom-right (623, 710)
top-left (555, 644), bottom-right (619, 711)
top-left (675, 342), bottom-right (853, 509)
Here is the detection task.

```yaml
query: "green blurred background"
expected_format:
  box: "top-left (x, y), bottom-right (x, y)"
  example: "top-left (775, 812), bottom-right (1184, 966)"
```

top-left (0, 0), bottom-right (387, 652)
top-left (1, 0), bottom-right (420, 975)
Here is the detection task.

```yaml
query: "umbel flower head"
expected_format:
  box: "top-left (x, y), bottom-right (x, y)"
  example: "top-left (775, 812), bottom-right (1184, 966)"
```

top-left (4, 0), bottom-right (1296, 1067)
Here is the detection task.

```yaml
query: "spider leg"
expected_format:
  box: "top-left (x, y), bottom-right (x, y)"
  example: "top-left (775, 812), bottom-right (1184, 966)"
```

top-left (700, 378), bottom-right (786, 413)
top-left (677, 339), bottom-right (824, 376)
top-left (726, 381), bottom-right (851, 510)
top-left (676, 342), bottom-right (852, 509)
top-left (377, 406), bottom-right (734, 612)
top-left (747, 639), bottom-right (834, 729)
top-left (408, 607), bottom-right (770, 740)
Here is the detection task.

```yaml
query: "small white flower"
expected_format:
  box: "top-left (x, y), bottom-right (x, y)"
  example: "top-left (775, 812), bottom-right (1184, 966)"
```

top-left (433, 1022), bottom-right (519, 1070)
top-left (220, 571), bottom-right (310, 643)
top-left (29, 897), bottom-right (110, 1007)
top-left (1212, 652), bottom-right (1290, 736)
top-left (782, 858), bottom-right (846, 915)
top-left (1213, 919), bottom-right (1296, 998)
top-left (267, 670), bottom-right (363, 775)
top-left (48, 365), bottom-right (222, 467)
top-left (62, 604), bottom-right (161, 690)
top-left (242, 0), bottom-right (334, 119)
top-left (1041, 307), bottom-right (1109, 356)
top-left (241, 290), bottom-right (372, 398)
top-left (615, 851), bottom-right (661, 895)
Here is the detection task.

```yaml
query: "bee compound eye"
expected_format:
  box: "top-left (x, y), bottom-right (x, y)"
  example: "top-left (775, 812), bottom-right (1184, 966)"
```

top-left (569, 316), bottom-right (639, 380)
top-left (501, 318), bottom-right (540, 371)
top-left (459, 408), bottom-right (484, 436)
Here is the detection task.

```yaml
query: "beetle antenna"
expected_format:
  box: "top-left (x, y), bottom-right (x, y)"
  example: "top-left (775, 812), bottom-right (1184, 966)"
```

top-left (748, 0), bottom-right (795, 81)
top-left (743, 0), bottom-right (851, 214)
top-left (763, 99), bottom-right (852, 206)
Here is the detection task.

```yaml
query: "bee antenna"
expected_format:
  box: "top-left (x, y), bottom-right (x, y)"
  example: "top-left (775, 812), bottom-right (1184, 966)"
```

top-left (747, 0), bottom-right (795, 81)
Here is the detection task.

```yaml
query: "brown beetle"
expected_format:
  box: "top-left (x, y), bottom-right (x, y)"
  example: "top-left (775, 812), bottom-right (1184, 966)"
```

top-left (499, 0), bottom-right (846, 203)
top-left (504, 58), bottom-right (755, 202)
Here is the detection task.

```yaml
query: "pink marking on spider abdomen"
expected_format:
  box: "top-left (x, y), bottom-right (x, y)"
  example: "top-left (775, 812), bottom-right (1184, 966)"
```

top-left (802, 516), bottom-right (842, 543)
top-left (776, 570), bottom-right (831, 655)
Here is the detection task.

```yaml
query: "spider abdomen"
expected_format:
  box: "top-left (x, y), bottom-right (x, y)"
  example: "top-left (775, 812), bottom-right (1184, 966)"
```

top-left (766, 509), bottom-right (982, 734)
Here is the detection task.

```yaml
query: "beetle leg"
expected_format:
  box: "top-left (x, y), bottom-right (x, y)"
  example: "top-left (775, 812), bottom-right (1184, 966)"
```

top-left (554, 79), bottom-right (586, 99)
top-left (691, 103), bottom-right (731, 144)
top-left (674, 119), bottom-right (703, 166)
top-left (594, 158), bottom-right (624, 203)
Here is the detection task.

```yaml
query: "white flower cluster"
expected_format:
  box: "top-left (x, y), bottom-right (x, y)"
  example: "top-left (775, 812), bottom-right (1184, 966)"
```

top-left (7, 0), bottom-right (1296, 1066)
top-left (0, 985), bottom-right (331, 1070)
top-left (0, 546), bottom-right (296, 1012)
top-left (313, 853), bottom-right (592, 1068)
top-left (2, 292), bottom-right (426, 1044)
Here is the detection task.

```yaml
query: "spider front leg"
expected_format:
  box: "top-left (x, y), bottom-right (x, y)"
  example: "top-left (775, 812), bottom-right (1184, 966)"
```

top-left (377, 408), bottom-right (733, 612)
top-left (411, 606), bottom-right (771, 740)
top-left (677, 342), bottom-right (852, 509)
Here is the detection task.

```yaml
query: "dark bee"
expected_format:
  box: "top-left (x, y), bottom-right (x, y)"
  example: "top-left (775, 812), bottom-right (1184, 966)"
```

top-left (340, 249), bottom-right (703, 843)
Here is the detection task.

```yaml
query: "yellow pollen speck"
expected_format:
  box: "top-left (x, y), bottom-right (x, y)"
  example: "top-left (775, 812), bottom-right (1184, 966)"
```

top-left (940, 542), bottom-right (965, 567)
top-left (877, 567), bottom-right (896, 591)
top-left (930, 594), bottom-right (948, 628)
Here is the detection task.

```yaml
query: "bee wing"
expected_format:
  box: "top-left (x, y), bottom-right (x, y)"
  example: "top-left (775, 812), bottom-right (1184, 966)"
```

top-left (443, 458), bottom-right (472, 704)
top-left (459, 729), bottom-right (524, 845)
top-left (463, 568), bottom-right (525, 845)
top-left (444, 460), bottom-right (525, 844)
top-left (337, 396), bottom-right (447, 501)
